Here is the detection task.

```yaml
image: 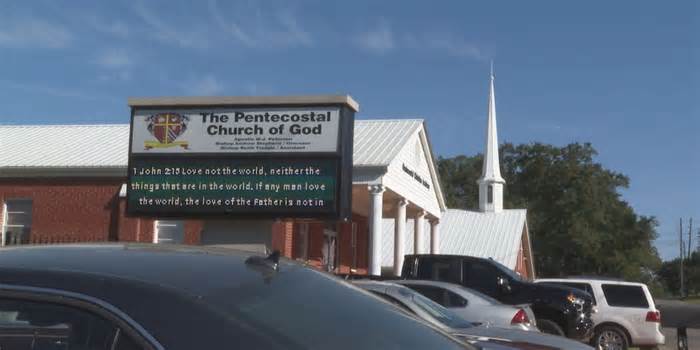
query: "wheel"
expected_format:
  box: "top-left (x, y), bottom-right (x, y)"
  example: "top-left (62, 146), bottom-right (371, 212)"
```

top-left (593, 325), bottom-right (628, 350)
top-left (537, 319), bottom-right (565, 336)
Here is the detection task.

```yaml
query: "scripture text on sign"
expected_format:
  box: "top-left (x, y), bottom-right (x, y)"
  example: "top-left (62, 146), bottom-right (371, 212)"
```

top-left (129, 157), bottom-right (338, 215)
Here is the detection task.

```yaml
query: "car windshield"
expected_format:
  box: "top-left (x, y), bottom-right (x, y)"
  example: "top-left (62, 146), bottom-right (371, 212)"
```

top-left (409, 290), bottom-right (474, 329)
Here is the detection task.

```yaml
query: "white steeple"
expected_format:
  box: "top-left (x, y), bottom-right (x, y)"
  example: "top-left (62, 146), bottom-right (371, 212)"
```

top-left (478, 62), bottom-right (506, 213)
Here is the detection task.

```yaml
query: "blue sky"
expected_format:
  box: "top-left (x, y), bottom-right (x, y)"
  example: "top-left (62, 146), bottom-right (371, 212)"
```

top-left (0, 1), bottom-right (697, 260)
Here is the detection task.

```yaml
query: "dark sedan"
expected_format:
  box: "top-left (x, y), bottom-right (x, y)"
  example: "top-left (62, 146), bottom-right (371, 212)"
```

top-left (0, 244), bottom-right (474, 350)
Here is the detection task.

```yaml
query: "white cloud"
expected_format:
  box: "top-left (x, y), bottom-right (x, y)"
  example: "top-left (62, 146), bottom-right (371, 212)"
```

top-left (94, 48), bottom-right (133, 69)
top-left (133, 3), bottom-right (209, 49)
top-left (0, 80), bottom-right (118, 102)
top-left (0, 17), bottom-right (72, 49)
top-left (425, 35), bottom-right (485, 60)
top-left (86, 15), bottom-right (129, 38)
top-left (182, 76), bottom-right (225, 95)
top-left (355, 21), bottom-right (395, 54)
top-left (354, 21), bottom-right (486, 60)
top-left (208, 0), bottom-right (313, 49)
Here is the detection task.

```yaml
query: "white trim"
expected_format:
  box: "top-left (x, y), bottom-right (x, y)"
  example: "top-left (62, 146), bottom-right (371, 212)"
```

top-left (153, 220), bottom-right (185, 244)
top-left (1, 202), bottom-right (7, 247)
top-left (152, 221), bottom-right (159, 244)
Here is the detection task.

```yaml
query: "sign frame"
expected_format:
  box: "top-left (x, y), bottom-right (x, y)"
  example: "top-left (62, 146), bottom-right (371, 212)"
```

top-left (126, 98), bottom-right (355, 220)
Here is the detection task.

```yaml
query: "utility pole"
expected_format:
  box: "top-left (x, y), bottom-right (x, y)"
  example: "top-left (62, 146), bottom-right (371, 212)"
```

top-left (680, 218), bottom-right (685, 298)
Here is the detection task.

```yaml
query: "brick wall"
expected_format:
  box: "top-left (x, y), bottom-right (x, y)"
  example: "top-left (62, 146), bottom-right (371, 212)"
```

top-left (0, 178), bottom-right (123, 243)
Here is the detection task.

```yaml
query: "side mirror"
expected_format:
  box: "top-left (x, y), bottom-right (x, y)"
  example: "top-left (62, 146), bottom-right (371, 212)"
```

top-left (497, 276), bottom-right (512, 294)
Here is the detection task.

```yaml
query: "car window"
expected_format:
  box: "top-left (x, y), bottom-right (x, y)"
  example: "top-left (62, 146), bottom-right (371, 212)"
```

top-left (0, 298), bottom-right (144, 350)
top-left (445, 290), bottom-right (468, 308)
top-left (549, 282), bottom-right (597, 305)
top-left (418, 258), bottom-right (460, 282)
top-left (601, 284), bottom-right (649, 308)
top-left (369, 291), bottom-right (415, 315)
top-left (462, 260), bottom-right (499, 296)
top-left (409, 292), bottom-right (473, 329)
top-left (405, 285), bottom-right (447, 306)
top-left (489, 259), bottom-right (523, 282)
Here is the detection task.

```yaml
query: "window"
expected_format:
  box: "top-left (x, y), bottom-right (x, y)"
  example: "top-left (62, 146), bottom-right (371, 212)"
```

top-left (405, 285), bottom-right (468, 308)
top-left (446, 290), bottom-right (468, 308)
top-left (602, 284), bottom-right (649, 308)
top-left (416, 257), bottom-right (461, 283)
top-left (462, 260), bottom-right (499, 297)
top-left (2, 199), bottom-right (33, 246)
top-left (487, 185), bottom-right (493, 204)
top-left (551, 282), bottom-right (597, 305)
top-left (0, 298), bottom-right (143, 350)
top-left (408, 285), bottom-right (445, 305)
top-left (154, 220), bottom-right (184, 244)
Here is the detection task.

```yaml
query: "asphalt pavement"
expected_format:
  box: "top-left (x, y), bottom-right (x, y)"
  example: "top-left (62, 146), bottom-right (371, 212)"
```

top-left (658, 327), bottom-right (700, 350)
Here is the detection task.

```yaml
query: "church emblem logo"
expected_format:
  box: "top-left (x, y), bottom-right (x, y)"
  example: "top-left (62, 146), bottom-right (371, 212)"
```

top-left (144, 113), bottom-right (190, 150)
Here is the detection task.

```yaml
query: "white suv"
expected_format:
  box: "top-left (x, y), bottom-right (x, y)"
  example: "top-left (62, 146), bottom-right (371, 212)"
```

top-left (535, 278), bottom-right (664, 350)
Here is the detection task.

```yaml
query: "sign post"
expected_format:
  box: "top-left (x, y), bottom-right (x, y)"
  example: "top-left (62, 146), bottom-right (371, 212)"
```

top-left (126, 96), bottom-right (357, 220)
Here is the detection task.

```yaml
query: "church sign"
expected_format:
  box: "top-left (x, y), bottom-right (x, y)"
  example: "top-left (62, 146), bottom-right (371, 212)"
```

top-left (126, 96), bottom-right (357, 220)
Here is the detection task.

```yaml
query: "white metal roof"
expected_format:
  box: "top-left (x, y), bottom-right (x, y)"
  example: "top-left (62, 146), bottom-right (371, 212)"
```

top-left (0, 124), bottom-right (129, 168)
top-left (353, 119), bottom-right (423, 167)
top-left (0, 119), bottom-right (424, 169)
top-left (381, 208), bottom-right (527, 270)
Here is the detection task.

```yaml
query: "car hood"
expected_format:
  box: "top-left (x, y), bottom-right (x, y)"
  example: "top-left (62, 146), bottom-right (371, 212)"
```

top-left (451, 326), bottom-right (594, 350)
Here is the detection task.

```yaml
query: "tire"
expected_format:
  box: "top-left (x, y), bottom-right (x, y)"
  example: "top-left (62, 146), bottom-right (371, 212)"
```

top-left (537, 319), bottom-right (565, 336)
top-left (592, 325), bottom-right (629, 350)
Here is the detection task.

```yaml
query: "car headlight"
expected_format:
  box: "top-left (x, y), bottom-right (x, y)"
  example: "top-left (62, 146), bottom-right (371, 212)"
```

top-left (567, 293), bottom-right (585, 312)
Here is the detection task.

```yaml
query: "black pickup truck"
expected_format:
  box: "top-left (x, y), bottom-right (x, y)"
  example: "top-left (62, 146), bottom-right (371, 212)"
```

top-left (402, 254), bottom-right (594, 341)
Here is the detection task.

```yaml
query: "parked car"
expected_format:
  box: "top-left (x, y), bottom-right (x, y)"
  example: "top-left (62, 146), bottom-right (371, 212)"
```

top-left (395, 279), bottom-right (539, 332)
top-left (535, 277), bottom-right (665, 350)
top-left (0, 244), bottom-right (475, 350)
top-left (352, 280), bottom-right (594, 350)
top-left (401, 254), bottom-right (595, 340)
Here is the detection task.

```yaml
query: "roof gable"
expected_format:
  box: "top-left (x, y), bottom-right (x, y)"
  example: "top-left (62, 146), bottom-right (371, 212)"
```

top-left (353, 119), bottom-right (422, 167)
top-left (439, 209), bottom-right (527, 269)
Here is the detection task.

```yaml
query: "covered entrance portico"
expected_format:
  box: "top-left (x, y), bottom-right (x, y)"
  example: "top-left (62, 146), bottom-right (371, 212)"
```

top-left (351, 119), bottom-right (445, 276)
top-left (352, 184), bottom-right (441, 276)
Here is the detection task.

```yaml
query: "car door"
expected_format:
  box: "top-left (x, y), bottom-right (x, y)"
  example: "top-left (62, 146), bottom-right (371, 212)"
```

top-left (600, 284), bottom-right (651, 338)
top-left (462, 260), bottom-right (501, 300)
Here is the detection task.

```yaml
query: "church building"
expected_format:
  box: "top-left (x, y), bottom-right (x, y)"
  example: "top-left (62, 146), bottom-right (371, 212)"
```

top-left (382, 68), bottom-right (536, 279)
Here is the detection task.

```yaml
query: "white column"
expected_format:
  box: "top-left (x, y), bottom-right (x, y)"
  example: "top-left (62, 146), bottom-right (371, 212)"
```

top-left (393, 198), bottom-right (408, 276)
top-left (368, 185), bottom-right (385, 276)
top-left (414, 210), bottom-right (426, 254)
top-left (430, 219), bottom-right (440, 254)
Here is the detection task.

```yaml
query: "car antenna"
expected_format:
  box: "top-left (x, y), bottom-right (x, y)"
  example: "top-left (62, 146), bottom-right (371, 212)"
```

top-left (245, 250), bottom-right (281, 272)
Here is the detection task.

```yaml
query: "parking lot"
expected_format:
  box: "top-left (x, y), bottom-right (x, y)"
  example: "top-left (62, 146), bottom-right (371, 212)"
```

top-left (656, 327), bottom-right (700, 350)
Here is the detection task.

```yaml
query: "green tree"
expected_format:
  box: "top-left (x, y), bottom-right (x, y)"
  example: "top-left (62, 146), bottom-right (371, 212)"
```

top-left (438, 142), bottom-right (662, 284)
top-left (658, 251), bottom-right (700, 297)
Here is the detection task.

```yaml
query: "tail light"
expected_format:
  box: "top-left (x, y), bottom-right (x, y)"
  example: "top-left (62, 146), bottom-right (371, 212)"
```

top-left (511, 309), bottom-right (530, 324)
top-left (645, 310), bottom-right (661, 323)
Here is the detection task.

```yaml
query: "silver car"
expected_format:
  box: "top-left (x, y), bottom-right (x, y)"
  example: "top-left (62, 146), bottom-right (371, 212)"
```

top-left (395, 280), bottom-right (538, 332)
top-left (353, 280), bottom-right (594, 350)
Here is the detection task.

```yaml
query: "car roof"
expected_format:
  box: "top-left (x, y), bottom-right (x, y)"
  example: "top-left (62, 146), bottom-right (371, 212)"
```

top-left (0, 244), bottom-right (472, 350)
top-left (536, 277), bottom-right (648, 287)
top-left (0, 243), bottom-right (287, 293)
